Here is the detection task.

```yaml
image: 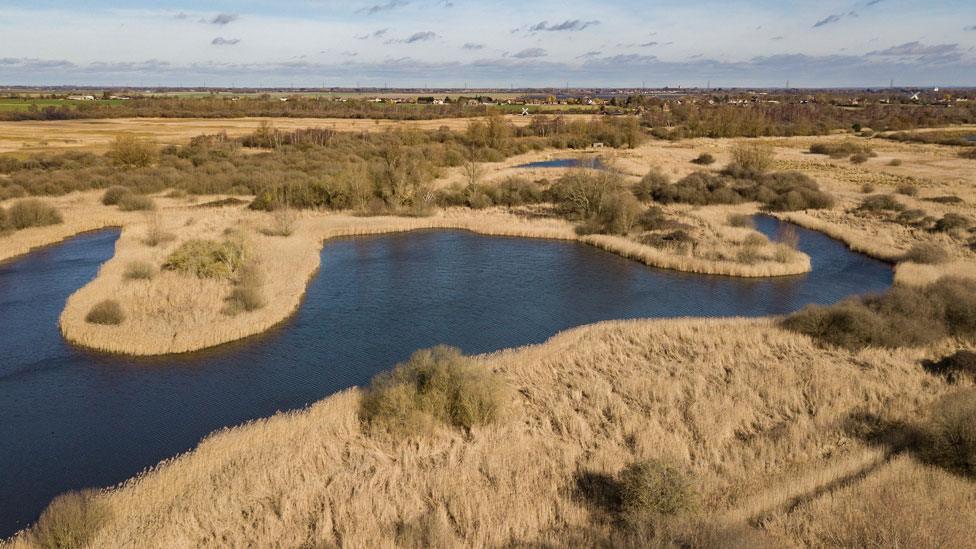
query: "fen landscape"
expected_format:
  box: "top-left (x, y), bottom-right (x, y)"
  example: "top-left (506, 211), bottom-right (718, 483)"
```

top-left (1, 1), bottom-right (976, 547)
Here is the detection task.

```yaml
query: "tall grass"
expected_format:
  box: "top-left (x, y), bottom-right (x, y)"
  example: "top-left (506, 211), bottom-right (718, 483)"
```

top-left (162, 239), bottom-right (245, 279)
top-left (25, 489), bottom-right (111, 549)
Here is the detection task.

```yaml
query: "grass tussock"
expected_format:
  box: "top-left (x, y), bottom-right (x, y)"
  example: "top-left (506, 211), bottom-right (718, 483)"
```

top-left (782, 277), bottom-right (976, 350)
top-left (729, 142), bottom-right (775, 175)
top-left (116, 193), bottom-right (156, 212)
top-left (359, 346), bottom-right (507, 435)
top-left (162, 238), bottom-right (245, 279)
top-left (617, 459), bottom-right (696, 522)
top-left (84, 299), bottom-right (125, 325)
top-left (3, 199), bottom-right (63, 230)
top-left (123, 260), bottom-right (155, 280)
top-left (902, 242), bottom-right (950, 264)
top-left (25, 489), bottom-right (111, 549)
top-left (223, 262), bottom-right (266, 315)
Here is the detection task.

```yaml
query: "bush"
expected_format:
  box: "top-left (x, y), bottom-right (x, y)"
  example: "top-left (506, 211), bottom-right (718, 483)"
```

top-left (7, 199), bottom-right (63, 229)
top-left (960, 149), bottom-right (976, 160)
top-left (859, 194), bottom-right (903, 212)
top-left (123, 260), bottom-right (155, 280)
top-left (861, 183), bottom-right (876, 193)
top-left (162, 239), bottom-right (245, 279)
top-left (902, 243), bottom-right (950, 264)
top-left (850, 153), bottom-right (869, 164)
top-left (359, 346), bottom-right (506, 435)
top-left (888, 158), bottom-right (903, 166)
top-left (926, 195), bottom-right (964, 205)
top-left (934, 213), bottom-right (972, 233)
top-left (109, 134), bottom-right (156, 168)
top-left (925, 350), bottom-right (976, 382)
top-left (690, 152), bottom-right (715, 165)
top-left (632, 167), bottom-right (670, 202)
top-left (28, 488), bottom-right (111, 549)
top-left (117, 193), bottom-right (155, 211)
top-left (924, 390), bottom-right (976, 476)
top-left (896, 183), bottom-right (919, 197)
top-left (729, 142), bottom-right (775, 174)
top-left (754, 171), bottom-right (834, 212)
top-left (636, 206), bottom-right (671, 231)
top-left (782, 278), bottom-right (976, 350)
top-left (809, 141), bottom-right (873, 158)
top-left (618, 459), bottom-right (695, 521)
top-left (85, 299), bottom-right (125, 325)
top-left (727, 213), bottom-right (754, 228)
top-left (101, 186), bottom-right (132, 206)
top-left (0, 206), bottom-right (7, 232)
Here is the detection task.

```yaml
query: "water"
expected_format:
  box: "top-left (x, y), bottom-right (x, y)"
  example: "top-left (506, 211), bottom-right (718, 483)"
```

top-left (515, 157), bottom-right (606, 170)
top-left (0, 217), bottom-right (892, 537)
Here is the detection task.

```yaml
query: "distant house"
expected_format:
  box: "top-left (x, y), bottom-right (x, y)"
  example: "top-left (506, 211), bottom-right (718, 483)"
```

top-left (417, 96), bottom-right (436, 104)
top-left (67, 95), bottom-right (96, 101)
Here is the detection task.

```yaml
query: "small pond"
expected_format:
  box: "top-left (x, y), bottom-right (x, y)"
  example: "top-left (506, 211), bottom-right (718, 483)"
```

top-left (515, 157), bottom-right (607, 170)
top-left (0, 216), bottom-right (892, 536)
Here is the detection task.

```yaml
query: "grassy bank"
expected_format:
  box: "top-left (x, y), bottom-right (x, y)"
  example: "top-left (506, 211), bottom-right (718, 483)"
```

top-left (5, 317), bottom-right (973, 547)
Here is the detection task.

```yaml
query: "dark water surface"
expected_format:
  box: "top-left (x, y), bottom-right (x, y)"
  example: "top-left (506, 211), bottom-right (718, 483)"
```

top-left (515, 157), bottom-right (606, 169)
top-left (0, 217), bottom-right (891, 536)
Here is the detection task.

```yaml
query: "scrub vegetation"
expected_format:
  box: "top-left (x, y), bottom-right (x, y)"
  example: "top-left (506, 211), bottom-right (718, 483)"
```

top-left (0, 199), bottom-right (62, 232)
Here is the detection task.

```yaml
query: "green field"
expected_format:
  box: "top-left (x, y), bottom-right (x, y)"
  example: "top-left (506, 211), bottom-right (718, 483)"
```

top-left (0, 98), bottom-right (126, 112)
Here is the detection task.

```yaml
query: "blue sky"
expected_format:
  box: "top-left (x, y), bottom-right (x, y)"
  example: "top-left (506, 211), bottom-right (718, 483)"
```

top-left (1, 0), bottom-right (974, 87)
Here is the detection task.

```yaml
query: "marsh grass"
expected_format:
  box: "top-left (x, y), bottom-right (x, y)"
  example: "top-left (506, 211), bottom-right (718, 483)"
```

top-left (223, 262), bottom-right (266, 315)
top-left (903, 243), bottom-right (950, 265)
top-left (27, 489), bottom-right (111, 549)
top-left (117, 193), bottom-right (156, 212)
top-left (359, 346), bottom-right (507, 435)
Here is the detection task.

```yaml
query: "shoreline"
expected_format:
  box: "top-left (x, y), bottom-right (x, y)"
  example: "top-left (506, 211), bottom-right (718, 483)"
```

top-left (55, 202), bottom-right (812, 356)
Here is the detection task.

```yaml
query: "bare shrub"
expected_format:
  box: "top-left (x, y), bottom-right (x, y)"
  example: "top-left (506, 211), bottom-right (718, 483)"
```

top-left (117, 193), bottom-right (155, 212)
top-left (690, 152), bottom-right (716, 165)
top-left (85, 300), bottom-right (125, 325)
top-left (896, 183), bottom-right (919, 197)
top-left (727, 213), bottom-right (754, 228)
top-left (730, 142), bottom-right (775, 174)
top-left (123, 261), bottom-right (155, 280)
top-left (28, 488), bottom-right (111, 549)
top-left (902, 243), bottom-right (950, 264)
top-left (809, 141), bottom-right (873, 158)
top-left (924, 390), bottom-right (976, 476)
top-left (109, 134), bottom-right (157, 168)
top-left (858, 194), bottom-right (903, 212)
top-left (359, 346), bottom-right (507, 435)
top-left (632, 167), bottom-right (670, 202)
top-left (850, 153), bottom-right (869, 164)
top-left (861, 183), bottom-right (876, 193)
top-left (101, 186), bottom-right (132, 206)
top-left (617, 459), bottom-right (696, 522)
top-left (0, 206), bottom-right (8, 232)
top-left (162, 239), bottom-right (245, 279)
top-left (888, 158), bottom-right (903, 166)
top-left (261, 193), bottom-right (297, 237)
top-left (8, 199), bottom-right (63, 229)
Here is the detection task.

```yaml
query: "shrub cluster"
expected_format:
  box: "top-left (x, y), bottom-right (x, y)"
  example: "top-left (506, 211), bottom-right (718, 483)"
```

top-left (549, 171), bottom-right (644, 235)
top-left (437, 176), bottom-right (547, 209)
top-left (925, 350), bottom-right (976, 383)
top-left (728, 142), bottom-right (775, 175)
top-left (162, 239), bottom-right (245, 279)
top-left (902, 243), bottom-right (950, 264)
top-left (690, 152), bottom-right (716, 165)
top-left (0, 199), bottom-right (63, 231)
top-left (782, 278), bottom-right (976, 350)
top-left (644, 170), bottom-right (833, 212)
top-left (359, 346), bottom-right (506, 435)
top-left (809, 141), bottom-right (875, 158)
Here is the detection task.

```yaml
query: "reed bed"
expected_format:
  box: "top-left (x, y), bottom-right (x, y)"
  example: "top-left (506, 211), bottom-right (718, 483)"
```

top-left (5, 317), bottom-right (968, 547)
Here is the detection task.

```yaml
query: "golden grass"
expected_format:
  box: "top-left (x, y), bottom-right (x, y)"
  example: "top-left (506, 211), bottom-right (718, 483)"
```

top-left (4, 317), bottom-right (968, 547)
top-left (0, 115), bottom-right (545, 154)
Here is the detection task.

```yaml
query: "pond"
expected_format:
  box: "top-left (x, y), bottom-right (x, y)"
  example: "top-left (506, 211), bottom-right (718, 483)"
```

top-left (0, 216), bottom-right (892, 537)
top-left (515, 157), bottom-right (607, 170)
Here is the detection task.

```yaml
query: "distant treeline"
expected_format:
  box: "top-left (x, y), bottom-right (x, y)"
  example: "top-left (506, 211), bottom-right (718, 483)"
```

top-left (641, 102), bottom-right (976, 138)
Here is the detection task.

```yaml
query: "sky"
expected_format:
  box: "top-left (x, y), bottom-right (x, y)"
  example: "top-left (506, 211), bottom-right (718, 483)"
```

top-left (1, 0), bottom-right (975, 88)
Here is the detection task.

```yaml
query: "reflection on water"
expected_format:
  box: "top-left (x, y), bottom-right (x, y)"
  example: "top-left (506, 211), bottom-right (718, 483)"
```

top-left (0, 218), bottom-right (892, 536)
